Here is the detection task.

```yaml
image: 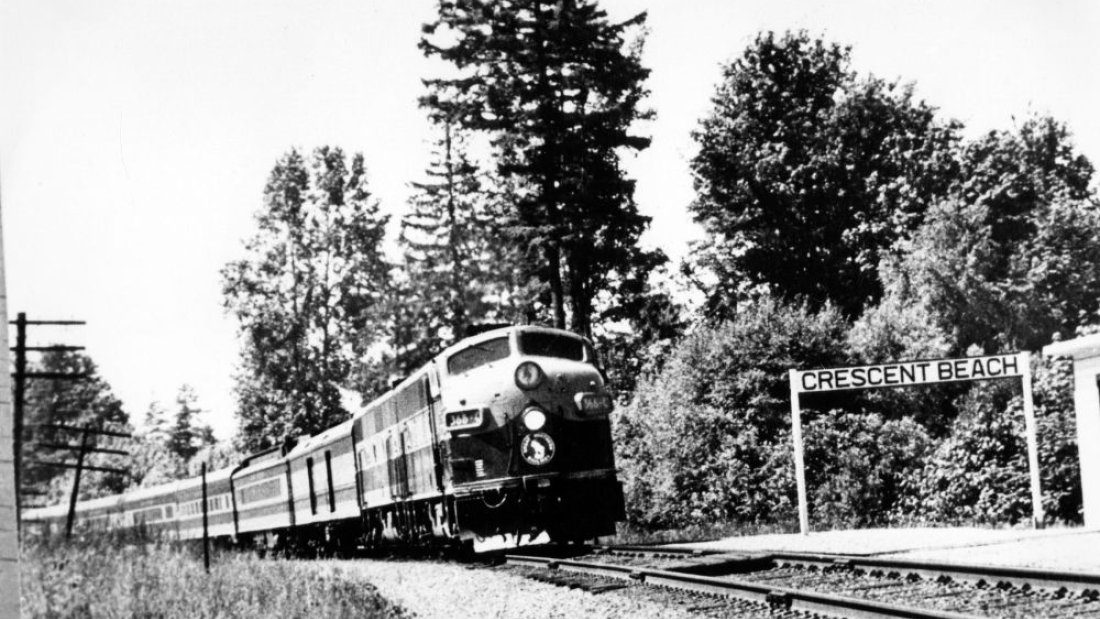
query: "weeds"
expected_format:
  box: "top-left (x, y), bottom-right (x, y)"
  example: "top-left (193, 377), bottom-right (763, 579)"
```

top-left (603, 519), bottom-right (798, 546)
top-left (21, 531), bottom-right (407, 618)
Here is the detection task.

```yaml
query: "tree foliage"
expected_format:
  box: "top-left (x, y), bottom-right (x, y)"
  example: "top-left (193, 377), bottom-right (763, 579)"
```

top-left (421, 0), bottom-right (662, 335)
top-left (223, 147), bottom-right (391, 452)
top-left (889, 355), bottom-right (1082, 525)
top-left (396, 121), bottom-right (534, 372)
top-left (162, 385), bottom-right (215, 465)
top-left (690, 30), bottom-right (960, 318)
top-left (617, 30), bottom-right (1094, 533)
top-left (614, 295), bottom-right (850, 527)
top-left (881, 117), bottom-right (1100, 353)
top-left (21, 350), bottom-right (132, 502)
top-left (130, 387), bottom-right (215, 486)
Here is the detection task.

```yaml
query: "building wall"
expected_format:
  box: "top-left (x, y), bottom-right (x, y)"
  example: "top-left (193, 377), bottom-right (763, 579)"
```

top-left (1071, 355), bottom-right (1100, 529)
top-left (0, 180), bottom-right (21, 617)
top-left (1044, 334), bottom-right (1100, 530)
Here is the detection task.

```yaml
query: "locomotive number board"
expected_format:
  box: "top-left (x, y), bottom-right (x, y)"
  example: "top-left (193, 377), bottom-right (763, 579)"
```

top-left (792, 352), bottom-right (1026, 393)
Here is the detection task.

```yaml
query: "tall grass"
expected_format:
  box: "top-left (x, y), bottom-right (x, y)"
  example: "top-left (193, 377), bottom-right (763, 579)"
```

top-left (21, 532), bottom-right (407, 618)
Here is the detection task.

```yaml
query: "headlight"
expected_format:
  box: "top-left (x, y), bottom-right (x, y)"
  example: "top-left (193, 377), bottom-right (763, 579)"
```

top-left (514, 361), bottom-right (544, 390)
top-left (522, 408), bottom-right (547, 431)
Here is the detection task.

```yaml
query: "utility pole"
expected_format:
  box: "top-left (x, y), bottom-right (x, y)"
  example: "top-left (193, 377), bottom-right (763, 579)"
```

top-left (201, 462), bottom-right (210, 572)
top-left (64, 427), bottom-right (90, 540)
top-left (23, 423), bottom-right (131, 539)
top-left (9, 314), bottom-right (86, 528)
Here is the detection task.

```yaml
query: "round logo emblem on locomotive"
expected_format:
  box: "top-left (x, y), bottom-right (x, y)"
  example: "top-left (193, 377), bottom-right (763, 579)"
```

top-left (520, 432), bottom-right (556, 466)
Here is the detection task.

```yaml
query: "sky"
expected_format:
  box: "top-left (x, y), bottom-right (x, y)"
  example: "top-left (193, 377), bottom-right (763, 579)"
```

top-left (2, 0), bottom-right (1099, 439)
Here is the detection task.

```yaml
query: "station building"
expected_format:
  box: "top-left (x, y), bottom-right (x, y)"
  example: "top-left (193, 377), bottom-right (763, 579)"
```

top-left (1044, 334), bottom-right (1100, 529)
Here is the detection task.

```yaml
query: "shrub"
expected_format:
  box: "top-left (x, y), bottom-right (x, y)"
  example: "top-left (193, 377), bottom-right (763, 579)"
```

top-left (804, 413), bottom-right (933, 528)
top-left (614, 295), bottom-right (850, 529)
top-left (892, 354), bottom-right (1082, 525)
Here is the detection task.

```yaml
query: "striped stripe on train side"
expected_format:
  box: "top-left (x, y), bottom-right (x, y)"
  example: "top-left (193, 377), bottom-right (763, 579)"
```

top-left (121, 484), bottom-right (180, 538)
top-left (356, 406), bottom-right (443, 509)
top-left (232, 459), bottom-right (293, 534)
top-left (176, 469), bottom-right (235, 540)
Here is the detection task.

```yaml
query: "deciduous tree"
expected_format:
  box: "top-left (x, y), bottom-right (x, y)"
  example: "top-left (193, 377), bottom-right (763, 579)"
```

top-left (223, 147), bottom-right (391, 452)
top-left (882, 116), bottom-right (1099, 353)
top-left (690, 30), bottom-right (960, 318)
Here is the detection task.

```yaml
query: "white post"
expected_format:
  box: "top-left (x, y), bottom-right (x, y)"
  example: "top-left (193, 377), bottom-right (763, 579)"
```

top-left (1019, 352), bottom-right (1045, 529)
top-left (0, 168), bottom-right (20, 618)
top-left (789, 370), bottom-right (810, 535)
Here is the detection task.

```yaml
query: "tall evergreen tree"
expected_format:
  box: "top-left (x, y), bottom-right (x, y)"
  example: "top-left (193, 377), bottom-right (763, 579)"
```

top-left (167, 385), bottom-right (215, 463)
top-left (421, 0), bottom-right (662, 336)
top-left (21, 349), bottom-right (132, 501)
top-left (397, 121), bottom-right (532, 371)
top-left (223, 147), bottom-right (391, 452)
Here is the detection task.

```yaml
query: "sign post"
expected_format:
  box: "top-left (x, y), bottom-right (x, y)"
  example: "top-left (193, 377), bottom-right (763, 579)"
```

top-left (789, 352), bottom-right (1042, 534)
top-left (788, 378), bottom-right (810, 536)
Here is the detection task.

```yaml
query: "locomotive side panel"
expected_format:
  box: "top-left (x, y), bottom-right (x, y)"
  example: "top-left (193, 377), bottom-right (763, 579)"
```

top-left (355, 373), bottom-right (443, 507)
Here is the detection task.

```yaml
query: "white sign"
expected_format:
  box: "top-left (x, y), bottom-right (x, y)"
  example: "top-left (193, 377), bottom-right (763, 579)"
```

top-left (788, 351), bottom-right (1042, 536)
top-left (793, 353), bottom-right (1026, 393)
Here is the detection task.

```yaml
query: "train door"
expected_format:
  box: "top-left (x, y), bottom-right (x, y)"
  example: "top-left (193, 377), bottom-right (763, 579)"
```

top-left (396, 427), bottom-right (410, 498)
top-left (386, 432), bottom-right (410, 500)
top-left (424, 373), bottom-right (445, 492)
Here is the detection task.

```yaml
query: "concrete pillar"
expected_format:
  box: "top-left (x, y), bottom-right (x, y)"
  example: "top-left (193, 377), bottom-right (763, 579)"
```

top-left (1043, 334), bottom-right (1100, 529)
top-left (0, 173), bottom-right (20, 617)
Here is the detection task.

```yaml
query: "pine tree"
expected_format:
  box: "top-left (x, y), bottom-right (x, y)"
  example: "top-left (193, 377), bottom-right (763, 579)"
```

top-left (167, 385), bottom-right (215, 463)
top-left (421, 0), bottom-right (662, 336)
top-left (397, 121), bottom-right (531, 371)
top-left (223, 147), bottom-right (392, 452)
top-left (22, 349), bottom-right (132, 501)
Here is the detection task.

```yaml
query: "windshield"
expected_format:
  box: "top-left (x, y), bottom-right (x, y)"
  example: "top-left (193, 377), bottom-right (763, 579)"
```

top-left (447, 337), bottom-right (511, 374)
top-left (518, 332), bottom-right (585, 362)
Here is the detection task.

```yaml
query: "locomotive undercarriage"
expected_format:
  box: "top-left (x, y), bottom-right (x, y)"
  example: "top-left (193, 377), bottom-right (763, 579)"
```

top-left (452, 473), bottom-right (624, 543)
top-left (351, 472), bottom-right (624, 549)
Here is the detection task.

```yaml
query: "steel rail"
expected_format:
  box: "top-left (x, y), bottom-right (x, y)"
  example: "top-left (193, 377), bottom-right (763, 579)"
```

top-left (594, 544), bottom-right (716, 558)
top-left (598, 544), bottom-right (1100, 595)
top-left (507, 554), bottom-right (981, 619)
top-left (769, 552), bottom-right (1100, 595)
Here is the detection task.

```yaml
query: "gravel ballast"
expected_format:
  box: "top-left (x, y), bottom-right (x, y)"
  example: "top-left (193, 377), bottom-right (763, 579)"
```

top-left (325, 557), bottom-right (703, 619)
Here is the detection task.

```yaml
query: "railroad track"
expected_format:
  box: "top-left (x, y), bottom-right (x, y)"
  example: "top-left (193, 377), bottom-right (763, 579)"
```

top-left (503, 545), bottom-right (1100, 618)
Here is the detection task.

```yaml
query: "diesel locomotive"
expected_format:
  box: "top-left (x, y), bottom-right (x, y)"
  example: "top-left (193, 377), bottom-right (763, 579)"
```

top-left (23, 325), bottom-right (625, 550)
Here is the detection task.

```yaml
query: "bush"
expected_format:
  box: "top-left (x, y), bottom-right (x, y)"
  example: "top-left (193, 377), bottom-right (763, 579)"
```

top-left (614, 295), bottom-right (850, 529)
top-left (804, 413), bottom-right (933, 528)
top-left (892, 354), bottom-right (1082, 525)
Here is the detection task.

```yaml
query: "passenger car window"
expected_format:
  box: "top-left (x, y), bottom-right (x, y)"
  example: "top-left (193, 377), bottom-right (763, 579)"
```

top-left (447, 337), bottom-right (511, 374)
top-left (518, 332), bottom-right (585, 361)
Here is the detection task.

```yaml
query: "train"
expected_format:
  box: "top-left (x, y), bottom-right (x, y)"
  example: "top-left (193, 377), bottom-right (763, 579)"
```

top-left (22, 325), bottom-right (625, 552)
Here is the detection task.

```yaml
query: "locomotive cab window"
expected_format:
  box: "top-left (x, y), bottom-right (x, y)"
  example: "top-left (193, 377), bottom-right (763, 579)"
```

top-left (447, 337), bottom-right (511, 374)
top-left (518, 332), bottom-right (587, 362)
